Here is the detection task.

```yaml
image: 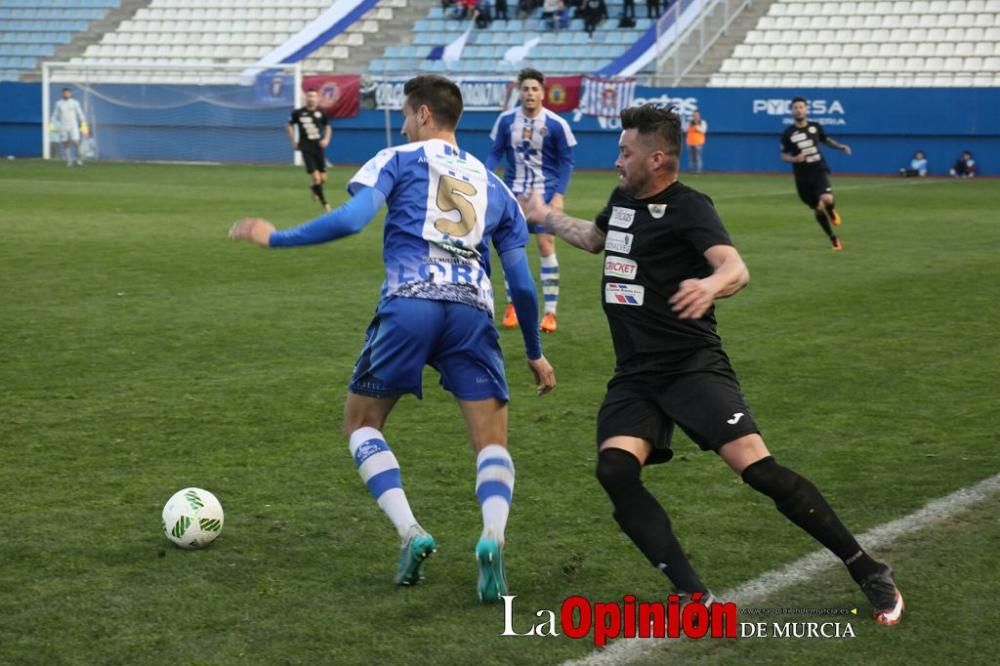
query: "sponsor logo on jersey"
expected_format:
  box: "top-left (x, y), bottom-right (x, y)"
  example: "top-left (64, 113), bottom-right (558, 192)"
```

top-left (609, 206), bottom-right (635, 228)
top-left (605, 282), bottom-right (644, 306)
top-left (648, 204), bottom-right (667, 219)
top-left (604, 256), bottom-right (638, 280)
top-left (605, 230), bottom-right (634, 254)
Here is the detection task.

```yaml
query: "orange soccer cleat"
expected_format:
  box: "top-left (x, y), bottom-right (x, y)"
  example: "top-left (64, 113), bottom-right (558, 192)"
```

top-left (832, 238), bottom-right (843, 251)
top-left (540, 312), bottom-right (558, 334)
top-left (502, 303), bottom-right (518, 329)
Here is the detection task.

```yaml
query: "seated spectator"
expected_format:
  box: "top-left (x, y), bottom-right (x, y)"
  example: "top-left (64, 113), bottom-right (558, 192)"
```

top-left (474, 0), bottom-right (493, 27)
top-left (542, 0), bottom-right (568, 29)
top-left (899, 150), bottom-right (928, 177)
top-left (580, 0), bottom-right (607, 36)
top-left (451, 0), bottom-right (478, 19)
top-left (950, 150), bottom-right (977, 178)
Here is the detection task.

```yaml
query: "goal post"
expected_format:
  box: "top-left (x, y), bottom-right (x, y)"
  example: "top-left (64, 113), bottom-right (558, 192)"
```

top-left (42, 61), bottom-right (303, 164)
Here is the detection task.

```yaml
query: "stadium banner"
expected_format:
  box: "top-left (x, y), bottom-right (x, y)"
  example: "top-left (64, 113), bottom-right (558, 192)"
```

top-left (254, 70), bottom-right (295, 107)
top-left (3, 82), bottom-right (996, 174)
top-left (365, 77), bottom-right (513, 111)
top-left (303, 75), bottom-right (360, 118)
top-left (542, 76), bottom-right (581, 114)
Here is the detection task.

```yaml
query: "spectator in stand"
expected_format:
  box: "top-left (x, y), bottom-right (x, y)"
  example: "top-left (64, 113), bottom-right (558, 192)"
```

top-left (647, 0), bottom-right (661, 19)
top-left (495, 0), bottom-right (509, 20)
top-left (899, 150), bottom-right (927, 177)
top-left (622, 0), bottom-right (636, 19)
top-left (542, 0), bottom-right (568, 29)
top-left (581, 0), bottom-right (608, 37)
top-left (474, 0), bottom-right (493, 27)
top-left (950, 150), bottom-right (976, 178)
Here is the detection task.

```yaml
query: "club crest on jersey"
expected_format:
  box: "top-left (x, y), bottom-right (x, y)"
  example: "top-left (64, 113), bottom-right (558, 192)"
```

top-left (808, 126), bottom-right (817, 134)
top-left (609, 206), bottom-right (635, 228)
top-left (538, 125), bottom-right (548, 137)
top-left (648, 204), bottom-right (667, 219)
top-left (605, 283), bottom-right (645, 306)
top-left (605, 230), bottom-right (633, 254)
top-left (604, 256), bottom-right (638, 280)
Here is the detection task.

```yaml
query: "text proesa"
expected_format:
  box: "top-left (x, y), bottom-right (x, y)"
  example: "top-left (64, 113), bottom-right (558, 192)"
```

top-left (501, 593), bottom-right (737, 646)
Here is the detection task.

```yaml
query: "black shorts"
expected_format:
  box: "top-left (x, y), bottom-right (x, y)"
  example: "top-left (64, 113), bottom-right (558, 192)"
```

top-left (301, 146), bottom-right (326, 174)
top-left (794, 169), bottom-right (832, 208)
top-left (596, 367), bottom-right (760, 465)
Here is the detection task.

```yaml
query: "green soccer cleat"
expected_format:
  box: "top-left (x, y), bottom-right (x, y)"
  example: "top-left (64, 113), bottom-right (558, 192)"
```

top-left (394, 527), bottom-right (436, 586)
top-left (475, 537), bottom-right (508, 603)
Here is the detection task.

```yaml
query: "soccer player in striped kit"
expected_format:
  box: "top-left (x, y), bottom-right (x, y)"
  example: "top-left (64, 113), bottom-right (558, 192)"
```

top-left (230, 75), bottom-right (556, 602)
top-left (487, 68), bottom-right (577, 333)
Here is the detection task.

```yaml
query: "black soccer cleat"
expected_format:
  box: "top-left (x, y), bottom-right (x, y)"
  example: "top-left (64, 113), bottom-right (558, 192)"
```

top-left (860, 563), bottom-right (904, 625)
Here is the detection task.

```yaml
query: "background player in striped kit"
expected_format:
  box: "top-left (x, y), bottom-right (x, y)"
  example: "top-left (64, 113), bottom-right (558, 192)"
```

top-left (487, 68), bottom-right (577, 333)
top-left (230, 75), bottom-right (556, 603)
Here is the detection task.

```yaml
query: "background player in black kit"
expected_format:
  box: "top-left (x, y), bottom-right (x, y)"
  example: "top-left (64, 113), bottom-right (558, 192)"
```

top-left (780, 97), bottom-right (852, 250)
top-left (520, 104), bottom-right (903, 625)
top-left (287, 89), bottom-right (333, 212)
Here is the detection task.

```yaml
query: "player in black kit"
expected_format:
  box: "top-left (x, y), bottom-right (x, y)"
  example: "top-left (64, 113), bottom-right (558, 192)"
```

top-left (287, 89), bottom-right (333, 212)
top-left (780, 97), bottom-right (852, 250)
top-left (520, 104), bottom-right (903, 625)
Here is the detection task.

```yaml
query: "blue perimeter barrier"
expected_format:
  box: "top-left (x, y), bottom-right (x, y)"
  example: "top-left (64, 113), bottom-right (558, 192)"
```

top-left (1, 82), bottom-right (994, 176)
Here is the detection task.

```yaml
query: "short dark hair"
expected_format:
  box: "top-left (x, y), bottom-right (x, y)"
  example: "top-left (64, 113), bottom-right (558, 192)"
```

top-left (62, 87), bottom-right (71, 92)
top-left (305, 88), bottom-right (318, 93)
top-left (517, 68), bottom-right (544, 86)
top-left (403, 75), bottom-right (463, 130)
top-left (791, 96), bottom-right (808, 106)
top-left (619, 104), bottom-right (682, 168)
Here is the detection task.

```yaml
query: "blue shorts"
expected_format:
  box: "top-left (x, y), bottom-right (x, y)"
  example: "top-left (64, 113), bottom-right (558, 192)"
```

top-left (349, 297), bottom-right (509, 401)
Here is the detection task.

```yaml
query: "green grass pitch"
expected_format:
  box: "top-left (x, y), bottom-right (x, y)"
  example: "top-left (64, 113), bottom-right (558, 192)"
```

top-left (0, 160), bottom-right (997, 665)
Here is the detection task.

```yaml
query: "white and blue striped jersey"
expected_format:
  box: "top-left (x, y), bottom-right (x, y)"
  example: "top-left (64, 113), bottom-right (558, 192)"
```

top-left (486, 107), bottom-right (577, 202)
top-left (348, 139), bottom-right (528, 317)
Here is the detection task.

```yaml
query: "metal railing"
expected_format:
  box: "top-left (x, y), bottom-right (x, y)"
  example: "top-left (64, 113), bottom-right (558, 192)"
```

top-left (653, 0), bottom-right (752, 86)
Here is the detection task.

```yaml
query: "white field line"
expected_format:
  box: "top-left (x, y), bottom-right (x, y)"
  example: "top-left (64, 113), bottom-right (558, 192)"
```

top-left (562, 472), bottom-right (1000, 666)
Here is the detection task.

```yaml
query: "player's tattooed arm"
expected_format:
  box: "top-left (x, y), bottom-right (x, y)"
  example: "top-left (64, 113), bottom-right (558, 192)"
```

top-left (543, 210), bottom-right (605, 254)
top-left (519, 192), bottom-right (605, 254)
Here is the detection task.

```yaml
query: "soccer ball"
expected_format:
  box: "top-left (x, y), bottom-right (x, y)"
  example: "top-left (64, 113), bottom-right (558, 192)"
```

top-left (162, 487), bottom-right (224, 549)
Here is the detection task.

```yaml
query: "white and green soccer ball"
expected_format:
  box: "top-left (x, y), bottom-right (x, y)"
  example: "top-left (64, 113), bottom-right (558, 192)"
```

top-left (162, 487), bottom-right (224, 549)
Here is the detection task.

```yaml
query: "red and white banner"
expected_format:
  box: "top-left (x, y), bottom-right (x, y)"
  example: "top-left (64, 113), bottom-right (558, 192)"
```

top-left (302, 74), bottom-right (360, 118)
top-left (579, 75), bottom-right (637, 119)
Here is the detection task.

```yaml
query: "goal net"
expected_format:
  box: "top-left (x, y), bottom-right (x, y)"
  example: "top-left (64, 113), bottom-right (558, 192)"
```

top-left (42, 62), bottom-right (302, 164)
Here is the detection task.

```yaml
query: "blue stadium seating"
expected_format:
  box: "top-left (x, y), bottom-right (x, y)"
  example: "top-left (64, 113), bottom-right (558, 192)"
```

top-left (379, 2), bottom-right (653, 76)
top-left (0, 0), bottom-right (119, 81)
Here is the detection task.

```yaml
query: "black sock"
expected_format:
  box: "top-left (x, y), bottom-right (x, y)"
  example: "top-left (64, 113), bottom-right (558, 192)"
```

top-left (824, 202), bottom-right (837, 219)
top-left (311, 183), bottom-right (327, 205)
top-left (596, 449), bottom-right (708, 593)
top-left (813, 210), bottom-right (834, 239)
top-left (742, 457), bottom-right (879, 583)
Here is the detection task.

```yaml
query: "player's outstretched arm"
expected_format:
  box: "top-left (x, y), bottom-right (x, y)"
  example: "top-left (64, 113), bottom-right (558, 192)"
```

top-left (519, 192), bottom-right (604, 253)
top-left (827, 139), bottom-right (852, 155)
top-left (229, 186), bottom-right (386, 248)
top-left (669, 244), bottom-right (750, 320)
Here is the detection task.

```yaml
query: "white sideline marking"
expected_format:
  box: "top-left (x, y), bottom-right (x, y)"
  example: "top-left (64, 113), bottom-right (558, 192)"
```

top-left (562, 473), bottom-right (1000, 666)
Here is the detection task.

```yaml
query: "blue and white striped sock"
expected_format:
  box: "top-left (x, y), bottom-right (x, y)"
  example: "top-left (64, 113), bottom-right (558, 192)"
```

top-left (540, 254), bottom-right (559, 315)
top-left (476, 445), bottom-right (515, 543)
top-left (349, 427), bottom-right (417, 540)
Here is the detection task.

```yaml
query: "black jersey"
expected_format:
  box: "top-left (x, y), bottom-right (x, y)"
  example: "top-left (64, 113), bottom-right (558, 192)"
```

top-left (781, 121), bottom-right (830, 174)
top-left (288, 106), bottom-right (329, 150)
top-left (594, 181), bottom-right (734, 376)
